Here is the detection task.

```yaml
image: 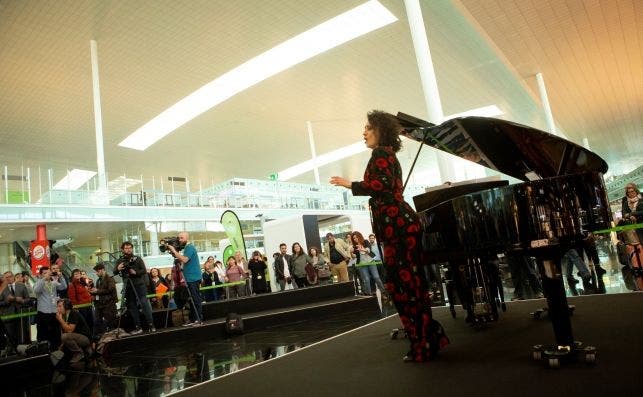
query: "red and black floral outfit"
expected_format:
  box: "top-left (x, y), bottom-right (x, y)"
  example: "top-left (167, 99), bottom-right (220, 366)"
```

top-left (351, 146), bottom-right (448, 362)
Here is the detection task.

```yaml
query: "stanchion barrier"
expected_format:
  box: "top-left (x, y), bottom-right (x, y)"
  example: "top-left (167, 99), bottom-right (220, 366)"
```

top-left (593, 222), bottom-right (643, 234)
top-left (0, 280), bottom-right (249, 322)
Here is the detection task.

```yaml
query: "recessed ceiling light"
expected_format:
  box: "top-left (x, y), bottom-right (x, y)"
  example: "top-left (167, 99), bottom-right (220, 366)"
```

top-left (53, 169), bottom-right (97, 190)
top-left (119, 0), bottom-right (397, 151)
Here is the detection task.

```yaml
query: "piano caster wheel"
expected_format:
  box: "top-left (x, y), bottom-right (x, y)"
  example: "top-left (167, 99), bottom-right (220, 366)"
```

top-left (390, 330), bottom-right (399, 340)
top-left (568, 305), bottom-right (576, 316)
top-left (532, 345), bottom-right (544, 361)
top-left (548, 357), bottom-right (560, 369)
top-left (530, 309), bottom-right (543, 319)
top-left (583, 346), bottom-right (597, 364)
top-left (501, 302), bottom-right (507, 312)
top-left (450, 307), bottom-right (456, 318)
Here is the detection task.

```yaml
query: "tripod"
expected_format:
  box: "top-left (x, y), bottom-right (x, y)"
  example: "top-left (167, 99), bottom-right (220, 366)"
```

top-left (115, 272), bottom-right (149, 338)
top-left (171, 259), bottom-right (202, 325)
top-left (0, 316), bottom-right (16, 357)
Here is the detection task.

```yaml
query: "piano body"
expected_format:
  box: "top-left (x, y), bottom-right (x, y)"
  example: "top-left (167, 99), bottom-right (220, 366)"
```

top-left (398, 113), bottom-right (611, 365)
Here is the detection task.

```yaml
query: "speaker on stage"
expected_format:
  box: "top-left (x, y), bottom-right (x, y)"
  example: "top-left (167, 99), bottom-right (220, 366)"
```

top-left (225, 313), bottom-right (244, 335)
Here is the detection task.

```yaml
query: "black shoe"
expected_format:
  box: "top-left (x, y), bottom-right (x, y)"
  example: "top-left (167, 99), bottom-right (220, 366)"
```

top-left (567, 278), bottom-right (579, 296)
top-left (581, 277), bottom-right (595, 294)
top-left (130, 327), bottom-right (143, 336)
top-left (595, 265), bottom-right (607, 276)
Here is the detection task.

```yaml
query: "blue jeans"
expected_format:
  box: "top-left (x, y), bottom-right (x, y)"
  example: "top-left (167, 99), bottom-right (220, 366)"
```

top-left (125, 282), bottom-right (154, 328)
top-left (563, 249), bottom-right (590, 279)
top-left (186, 281), bottom-right (203, 322)
top-left (358, 264), bottom-right (385, 295)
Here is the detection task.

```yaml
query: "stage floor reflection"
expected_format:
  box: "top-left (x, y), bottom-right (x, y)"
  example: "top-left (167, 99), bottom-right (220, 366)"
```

top-left (14, 309), bottom-right (385, 396)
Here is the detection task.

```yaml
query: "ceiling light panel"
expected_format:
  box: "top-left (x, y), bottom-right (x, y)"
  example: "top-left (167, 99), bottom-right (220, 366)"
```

top-left (52, 169), bottom-right (97, 190)
top-left (119, 0), bottom-right (397, 151)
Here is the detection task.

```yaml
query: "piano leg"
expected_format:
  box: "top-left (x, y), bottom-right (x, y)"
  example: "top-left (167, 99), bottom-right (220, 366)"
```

top-left (537, 257), bottom-right (573, 347)
top-left (531, 254), bottom-right (597, 368)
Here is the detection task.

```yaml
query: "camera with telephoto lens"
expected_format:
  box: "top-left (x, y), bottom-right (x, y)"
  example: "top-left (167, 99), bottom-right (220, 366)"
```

top-left (117, 255), bottom-right (135, 277)
top-left (159, 237), bottom-right (184, 254)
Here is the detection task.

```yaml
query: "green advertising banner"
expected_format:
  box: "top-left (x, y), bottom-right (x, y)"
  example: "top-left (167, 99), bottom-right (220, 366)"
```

top-left (222, 244), bottom-right (236, 267)
top-left (220, 210), bottom-right (247, 261)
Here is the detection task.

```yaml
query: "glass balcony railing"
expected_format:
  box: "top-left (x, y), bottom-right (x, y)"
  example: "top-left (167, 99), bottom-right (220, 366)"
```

top-left (1, 163), bottom-right (380, 212)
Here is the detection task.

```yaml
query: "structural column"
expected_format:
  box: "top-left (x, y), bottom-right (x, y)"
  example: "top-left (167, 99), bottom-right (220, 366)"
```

top-left (147, 222), bottom-right (160, 255)
top-left (535, 72), bottom-right (558, 136)
top-left (405, 0), bottom-right (455, 183)
top-left (90, 40), bottom-right (109, 204)
top-left (0, 243), bottom-right (10, 273)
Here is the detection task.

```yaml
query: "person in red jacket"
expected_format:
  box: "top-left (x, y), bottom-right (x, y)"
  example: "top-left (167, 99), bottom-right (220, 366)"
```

top-left (68, 268), bottom-right (94, 338)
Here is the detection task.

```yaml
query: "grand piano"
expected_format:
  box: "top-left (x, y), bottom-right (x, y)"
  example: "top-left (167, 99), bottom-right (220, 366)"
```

top-left (398, 112), bottom-right (611, 366)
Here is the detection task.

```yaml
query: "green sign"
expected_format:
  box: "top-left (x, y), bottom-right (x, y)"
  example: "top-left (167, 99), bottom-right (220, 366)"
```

top-left (269, 173), bottom-right (278, 181)
top-left (7, 191), bottom-right (29, 204)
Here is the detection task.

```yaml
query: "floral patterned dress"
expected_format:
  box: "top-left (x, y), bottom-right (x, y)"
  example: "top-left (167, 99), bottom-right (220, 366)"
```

top-left (351, 146), bottom-right (448, 361)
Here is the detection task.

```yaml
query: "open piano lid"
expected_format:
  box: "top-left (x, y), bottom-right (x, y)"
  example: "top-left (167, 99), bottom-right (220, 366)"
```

top-left (397, 112), bottom-right (608, 181)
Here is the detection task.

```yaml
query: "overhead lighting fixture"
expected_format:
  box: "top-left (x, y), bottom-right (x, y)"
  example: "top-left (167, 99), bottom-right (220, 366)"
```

top-left (277, 105), bottom-right (503, 181)
top-left (53, 169), bottom-right (97, 190)
top-left (119, 0), bottom-right (397, 150)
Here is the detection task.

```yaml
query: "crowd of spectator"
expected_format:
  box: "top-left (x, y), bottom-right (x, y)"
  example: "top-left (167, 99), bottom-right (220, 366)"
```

top-left (0, 230), bottom-right (386, 361)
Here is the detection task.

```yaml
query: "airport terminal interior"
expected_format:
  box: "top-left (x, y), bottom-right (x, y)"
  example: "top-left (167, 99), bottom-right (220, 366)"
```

top-left (1, 1), bottom-right (642, 396)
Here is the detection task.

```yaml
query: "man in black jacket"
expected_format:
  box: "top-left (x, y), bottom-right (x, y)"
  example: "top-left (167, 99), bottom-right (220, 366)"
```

top-left (114, 241), bottom-right (155, 334)
top-left (273, 243), bottom-right (293, 291)
top-left (90, 263), bottom-right (117, 336)
top-left (0, 271), bottom-right (31, 348)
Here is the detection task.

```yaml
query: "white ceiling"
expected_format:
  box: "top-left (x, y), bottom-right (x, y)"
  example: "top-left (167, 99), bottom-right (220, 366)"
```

top-left (0, 0), bottom-right (641, 246)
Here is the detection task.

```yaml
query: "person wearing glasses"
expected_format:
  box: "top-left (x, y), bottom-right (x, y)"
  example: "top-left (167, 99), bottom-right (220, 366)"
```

top-left (620, 182), bottom-right (643, 263)
top-left (622, 183), bottom-right (643, 222)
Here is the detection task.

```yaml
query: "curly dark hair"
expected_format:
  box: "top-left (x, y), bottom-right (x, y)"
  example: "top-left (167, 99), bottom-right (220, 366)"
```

top-left (367, 110), bottom-right (402, 152)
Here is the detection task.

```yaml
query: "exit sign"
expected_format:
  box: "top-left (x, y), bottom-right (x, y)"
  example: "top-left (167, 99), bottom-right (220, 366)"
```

top-left (269, 173), bottom-right (278, 181)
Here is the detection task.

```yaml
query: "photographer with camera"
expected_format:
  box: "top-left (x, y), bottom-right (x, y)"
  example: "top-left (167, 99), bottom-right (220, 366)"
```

top-left (56, 298), bottom-right (92, 363)
top-left (34, 266), bottom-right (68, 351)
top-left (164, 232), bottom-right (203, 326)
top-left (114, 241), bottom-right (155, 335)
top-left (89, 263), bottom-right (117, 336)
top-left (68, 268), bottom-right (94, 336)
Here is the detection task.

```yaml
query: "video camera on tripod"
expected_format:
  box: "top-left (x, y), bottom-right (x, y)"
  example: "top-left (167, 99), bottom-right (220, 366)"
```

top-left (159, 237), bottom-right (185, 255)
top-left (116, 254), bottom-right (137, 278)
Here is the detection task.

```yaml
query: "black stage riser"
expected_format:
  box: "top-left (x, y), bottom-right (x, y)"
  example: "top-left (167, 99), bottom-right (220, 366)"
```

top-left (104, 296), bottom-right (379, 356)
top-left (204, 282), bottom-right (356, 318)
top-left (119, 282), bottom-right (357, 330)
top-left (0, 353), bottom-right (51, 381)
top-left (0, 283), bottom-right (365, 380)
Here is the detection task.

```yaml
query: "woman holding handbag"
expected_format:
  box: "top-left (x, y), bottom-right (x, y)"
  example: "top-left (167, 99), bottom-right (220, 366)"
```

top-left (351, 231), bottom-right (385, 296)
top-left (309, 247), bottom-right (331, 285)
top-left (290, 242), bottom-right (312, 288)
